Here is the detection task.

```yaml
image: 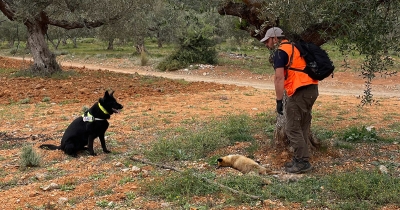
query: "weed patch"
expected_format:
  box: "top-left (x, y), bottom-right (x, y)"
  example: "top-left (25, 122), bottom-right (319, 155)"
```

top-left (145, 115), bottom-right (257, 162)
top-left (340, 125), bottom-right (381, 143)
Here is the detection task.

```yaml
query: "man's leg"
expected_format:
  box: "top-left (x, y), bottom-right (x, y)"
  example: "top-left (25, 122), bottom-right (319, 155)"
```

top-left (285, 85), bottom-right (318, 173)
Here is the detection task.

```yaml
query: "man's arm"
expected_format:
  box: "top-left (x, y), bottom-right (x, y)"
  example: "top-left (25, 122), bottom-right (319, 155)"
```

top-left (274, 67), bottom-right (285, 100)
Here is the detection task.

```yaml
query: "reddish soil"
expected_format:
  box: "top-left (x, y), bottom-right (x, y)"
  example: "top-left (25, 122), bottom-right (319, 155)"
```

top-left (0, 56), bottom-right (399, 209)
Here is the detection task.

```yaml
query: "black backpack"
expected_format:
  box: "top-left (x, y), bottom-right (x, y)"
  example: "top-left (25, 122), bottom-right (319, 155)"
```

top-left (283, 40), bottom-right (335, 81)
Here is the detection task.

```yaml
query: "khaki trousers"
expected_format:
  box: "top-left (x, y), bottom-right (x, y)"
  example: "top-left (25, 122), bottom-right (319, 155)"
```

top-left (285, 84), bottom-right (318, 161)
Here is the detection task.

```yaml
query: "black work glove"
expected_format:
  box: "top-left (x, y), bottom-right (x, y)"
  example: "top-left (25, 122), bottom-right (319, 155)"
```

top-left (276, 100), bottom-right (283, 115)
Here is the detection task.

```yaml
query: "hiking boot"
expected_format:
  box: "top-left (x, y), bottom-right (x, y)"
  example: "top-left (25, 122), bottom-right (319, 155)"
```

top-left (285, 159), bottom-right (313, 174)
top-left (284, 158), bottom-right (297, 168)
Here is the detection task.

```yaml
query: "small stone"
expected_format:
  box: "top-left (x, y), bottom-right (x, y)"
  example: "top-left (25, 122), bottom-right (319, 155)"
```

top-left (121, 168), bottom-right (130, 172)
top-left (41, 183), bottom-right (59, 191)
top-left (379, 165), bottom-right (388, 174)
top-left (58, 197), bottom-right (68, 204)
top-left (115, 162), bottom-right (123, 167)
top-left (131, 166), bottom-right (141, 173)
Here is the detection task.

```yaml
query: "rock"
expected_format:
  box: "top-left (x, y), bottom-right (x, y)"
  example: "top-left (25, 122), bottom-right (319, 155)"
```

top-left (114, 162), bottom-right (123, 167)
top-left (161, 203), bottom-right (170, 208)
top-left (35, 84), bottom-right (44, 89)
top-left (379, 165), bottom-right (388, 174)
top-left (58, 197), bottom-right (68, 204)
top-left (274, 174), bottom-right (304, 182)
top-left (29, 191), bottom-right (40, 197)
top-left (131, 166), bottom-right (141, 173)
top-left (41, 183), bottom-right (60, 191)
top-left (35, 173), bottom-right (47, 181)
top-left (121, 168), bottom-right (130, 172)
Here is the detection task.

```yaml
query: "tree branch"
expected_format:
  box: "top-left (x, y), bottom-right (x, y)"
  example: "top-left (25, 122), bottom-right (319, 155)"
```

top-left (48, 19), bottom-right (106, 29)
top-left (0, 0), bottom-right (15, 21)
top-left (218, 0), bottom-right (395, 46)
top-left (218, 1), bottom-right (268, 40)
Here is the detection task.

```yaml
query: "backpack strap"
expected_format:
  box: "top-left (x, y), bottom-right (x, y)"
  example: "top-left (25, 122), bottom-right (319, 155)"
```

top-left (281, 42), bottom-right (307, 74)
top-left (280, 42), bottom-right (302, 79)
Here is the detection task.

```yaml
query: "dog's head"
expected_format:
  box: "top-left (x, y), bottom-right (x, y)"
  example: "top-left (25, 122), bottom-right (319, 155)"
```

top-left (99, 91), bottom-right (123, 115)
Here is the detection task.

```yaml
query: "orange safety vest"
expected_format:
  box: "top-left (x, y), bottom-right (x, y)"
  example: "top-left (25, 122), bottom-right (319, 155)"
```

top-left (278, 40), bottom-right (318, 96)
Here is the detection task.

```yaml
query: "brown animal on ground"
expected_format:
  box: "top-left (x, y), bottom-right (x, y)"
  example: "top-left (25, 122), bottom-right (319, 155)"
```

top-left (217, 155), bottom-right (273, 175)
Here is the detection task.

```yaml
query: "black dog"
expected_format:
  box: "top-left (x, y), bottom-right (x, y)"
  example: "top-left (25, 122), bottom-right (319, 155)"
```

top-left (40, 91), bottom-right (123, 157)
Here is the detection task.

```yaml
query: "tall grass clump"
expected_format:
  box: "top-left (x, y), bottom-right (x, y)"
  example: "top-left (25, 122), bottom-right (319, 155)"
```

top-left (145, 114), bottom-right (255, 162)
top-left (140, 49), bottom-right (149, 66)
top-left (20, 145), bottom-right (41, 168)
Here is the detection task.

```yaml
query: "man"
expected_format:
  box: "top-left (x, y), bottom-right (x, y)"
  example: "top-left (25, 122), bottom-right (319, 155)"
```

top-left (261, 27), bottom-right (319, 173)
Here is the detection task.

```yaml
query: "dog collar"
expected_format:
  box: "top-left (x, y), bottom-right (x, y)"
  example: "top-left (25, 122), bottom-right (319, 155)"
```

top-left (82, 112), bottom-right (105, 122)
top-left (98, 103), bottom-right (109, 115)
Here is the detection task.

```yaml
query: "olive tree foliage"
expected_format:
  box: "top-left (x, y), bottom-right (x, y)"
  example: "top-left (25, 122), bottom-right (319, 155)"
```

top-left (96, 19), bottom-right (129, 51)
top-left (147, 0), bottom-right (182, 48)
top-left (0, 15), bottom-right (26, 49)
top-left (156, 5), bottom-right (220, 71)
top-left (0, 0), bottom-right (137, 76)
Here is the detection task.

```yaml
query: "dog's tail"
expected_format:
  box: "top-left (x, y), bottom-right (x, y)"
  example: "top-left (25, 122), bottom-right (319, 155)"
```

top-left (39, 144), bottom-right (61, 150)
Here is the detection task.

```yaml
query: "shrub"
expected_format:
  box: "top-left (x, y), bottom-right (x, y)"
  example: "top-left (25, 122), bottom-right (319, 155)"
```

top-left (157, 35), bottom-right (217, 71)
top-left (20, 145), bottom-right (41, 168)
top-left (340, 126), bottom-right (380, 143)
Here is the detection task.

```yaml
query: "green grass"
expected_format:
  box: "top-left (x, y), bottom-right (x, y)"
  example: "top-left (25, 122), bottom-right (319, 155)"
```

top-left (141, 111), bottom-right (399, 208)
top-left (145, 170), bottom-right (219, 205)
top-left (144, 114), bottom-right (259, 162)
top-left (145, 169), bottom-right (400, 209)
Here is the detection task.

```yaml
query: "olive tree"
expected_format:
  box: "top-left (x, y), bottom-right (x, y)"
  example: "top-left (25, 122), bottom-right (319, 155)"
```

top-left (0, 14), bottom-right (26, 49)
top-left (0, 0), bottom-right (136, 76)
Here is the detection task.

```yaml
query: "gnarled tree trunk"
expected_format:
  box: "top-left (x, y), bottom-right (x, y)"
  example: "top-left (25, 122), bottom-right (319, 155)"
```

top-left (107, 38), bottom-right (114, 50)
top-left (274, 94), bottom-right (321, 153)
top-left (25, 17), bottom-right (61, 75)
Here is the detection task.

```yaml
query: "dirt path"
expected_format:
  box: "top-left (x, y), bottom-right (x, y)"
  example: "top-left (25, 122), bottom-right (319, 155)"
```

top-left (6, 56), bottom-right (400, 98)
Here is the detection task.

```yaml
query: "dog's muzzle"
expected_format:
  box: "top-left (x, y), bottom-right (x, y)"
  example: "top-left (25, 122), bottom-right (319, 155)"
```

top-left (112, 108), bottom-right (121, 113)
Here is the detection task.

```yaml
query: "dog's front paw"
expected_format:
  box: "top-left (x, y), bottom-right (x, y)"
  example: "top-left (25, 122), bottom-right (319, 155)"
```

top-left (89, 152), bottom-right (97, 156)
top-left (103, 149), bottom-right (111, 153)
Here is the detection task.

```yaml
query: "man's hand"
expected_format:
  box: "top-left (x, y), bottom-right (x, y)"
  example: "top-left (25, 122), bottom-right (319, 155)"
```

top-left (276, 100), bottom-right (283, 115)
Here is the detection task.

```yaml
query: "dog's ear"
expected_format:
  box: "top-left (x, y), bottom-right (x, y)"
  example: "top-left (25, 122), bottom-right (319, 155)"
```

top-left (110, 91), bottom-right (115, 97)
top-left (104, 91), bottom-right (110, 98)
